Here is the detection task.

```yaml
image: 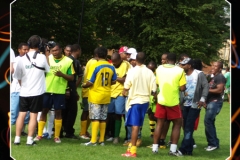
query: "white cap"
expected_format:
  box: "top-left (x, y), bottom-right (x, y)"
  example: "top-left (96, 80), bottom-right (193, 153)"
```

top-left (127, 48), bottom-right (137, 60)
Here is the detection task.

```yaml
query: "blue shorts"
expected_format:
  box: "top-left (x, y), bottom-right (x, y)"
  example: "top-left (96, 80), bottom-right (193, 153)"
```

top-left (82, 97), bottom-right (89, 111)
top-left (43, 93), bottom-right (65, 110)
top-left (108, 96), bottom-right (126, 114)
top-left (125, 102), bottom-right (149, 127)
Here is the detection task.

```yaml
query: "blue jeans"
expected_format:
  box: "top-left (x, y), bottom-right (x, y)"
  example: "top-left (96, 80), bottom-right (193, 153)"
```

top-left (204, 101), bottom-right (223, 147)
top-left (179, 106), bottom-right (200, 153)
top-left (11, 92), bottom-right (30, 125)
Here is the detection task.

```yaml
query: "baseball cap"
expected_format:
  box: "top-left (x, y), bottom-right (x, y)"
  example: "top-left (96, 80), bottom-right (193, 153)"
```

top-left (126, 48), bottom-right (137, 55)
top-left (179, 57), bottom-right (193, 65)
top-left (119, 46), bottom-right (128, 54)
top-left (130, 51), bottom-right (138, 60)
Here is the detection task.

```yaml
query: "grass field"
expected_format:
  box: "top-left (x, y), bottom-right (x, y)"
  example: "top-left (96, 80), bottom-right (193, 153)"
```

top-left (11, 89), bottom-right (231, 160)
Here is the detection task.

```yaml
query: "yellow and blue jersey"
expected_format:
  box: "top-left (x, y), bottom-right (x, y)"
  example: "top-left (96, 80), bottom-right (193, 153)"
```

top-left (87, 60), bottom-right (117, 104)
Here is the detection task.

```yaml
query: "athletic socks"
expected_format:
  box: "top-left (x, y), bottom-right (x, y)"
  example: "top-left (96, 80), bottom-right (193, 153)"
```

top-left (149, 120), bottom-right (156, 136)
top-left (14, 136), bottom-right (20, 143)
top-left (91, 121), bottom-right (100, 143)
top-left (130, 146), bottom-right (137, 154)
top-left (114, 120), bottom-right (122, 138)
top-left (26, 136), bottom-right (33, 144)
top-left (80, 120), bottom-right (87, 135)
top-left (152, 144), bottom-right (159, 152)
top-left (99, 122), bottom-right (106, 142)
top-left (54, 119), bottom-right (62, 138)
top-left (170, 144), bottom-right (177, 153)
top-left (38, 121), bottom-right (46, 137)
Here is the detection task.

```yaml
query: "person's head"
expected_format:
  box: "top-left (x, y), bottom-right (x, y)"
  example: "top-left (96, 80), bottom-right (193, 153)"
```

top-left (211, 61), bottom-right (223, 75)
top-left (178, 53), bottom-right (189, 63)
top-left (192, 59), bottom-right (203, 70)
top-left (128, 48), bottom-right (138, 67)
top-left (225, 66), bottom-right (230, 72)
top-left (161, 53), bottom-right (168, 64)
top-left (94, 47), bottom-right (108, 59)
top-left (147, 60), bottom-right (157, 73)
top-left (27, 35), bottom-right (42, 50)
top-left (64, 45), bottom-right (71, 56)
top-left (167, 53), bottom-right (177, 64)
top-left (179, 57), bottom-right (194, 73)
top-left (111, 51), bottom-right (122, 68)
top-left (119, 46), bottom-right (130, 60)
top-left (71, 44), bottom-right (81, 58)
top-left (136, 52), bottom-right (146, 65)
top-left (50, 43), bottom-right (62, 59)
top-left (17, 43), bottom-right (29, 56)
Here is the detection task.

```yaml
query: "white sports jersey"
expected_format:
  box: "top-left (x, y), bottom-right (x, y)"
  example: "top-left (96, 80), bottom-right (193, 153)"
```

top-left (11, 56), bottom-right (21, 93)
top-left (13, 50), bottom-right (50, 97)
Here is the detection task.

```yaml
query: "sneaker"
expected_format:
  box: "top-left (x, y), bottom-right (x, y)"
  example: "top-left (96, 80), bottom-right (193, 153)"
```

top-left (99, 142), bottom-right (105, 146)
top-left (34, 136), bottom-right (42, 141)
top-left (84, 141), bottom-right (97, 146)
top-left (205, 146), bottom-right (218, 151)
top-left (113, 137), bottom-right (119, 144)
top-left (79, 134), bottom-right (90, 140)
top-left (54, 137), bottom-right (61, 143)
top-left (106, 137), bottom-right (113, 141)
top-left (152, 150), bottom-right (158, 154)
top-left (123, 140), bottom-right (130, 146)
top-left (169, 150), bottom-right (183, 157)
top-left (147, 144), bottom-right (153, 148)
top-left (193, 144), bottom-right (197, 148)
top-left (21, 132), bottom-right (27, 136)
top-left (159, 145), bottom-right (167, 149)
top-left (136, 139), bottom-right (142, 147)
top-left (13, 142), bottom-right (20, 145)
top-left (121, 152), bottom-right (137, 158)
top-left (42, 133), bottom-right (49, 138)
top-left (26, 141), bottom-right (37, 146)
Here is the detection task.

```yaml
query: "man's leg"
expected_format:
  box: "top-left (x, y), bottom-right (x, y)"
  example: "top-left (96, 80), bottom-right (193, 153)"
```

top-left (159, 120), bottom-right (170, 148)
top-left (80, 97), bottom-right (90, 139)
top-left (26, 112), bottom-right (38, 144)
top-left (152, 118), bottom-right (165, 152)
top-left (169, 118), bottom-right (182, 152)
top-left (14, 112), bottom-right (27, 144)
top-left (54, 109), bottom-right (63, 142)
top-left (10, 92), bottom-right (19, 125)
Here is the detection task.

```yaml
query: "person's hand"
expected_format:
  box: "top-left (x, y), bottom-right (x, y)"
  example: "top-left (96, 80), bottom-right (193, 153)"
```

top-left (53, 69), bottom-right (63, 77)
top-left (122, 90), bottom-right (128, 97)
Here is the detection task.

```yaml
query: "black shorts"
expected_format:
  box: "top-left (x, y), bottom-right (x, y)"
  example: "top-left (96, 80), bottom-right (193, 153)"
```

top-left (19, 94), bottom-right (43, 113)
top-left (43, 93), bottom-right (66, 110)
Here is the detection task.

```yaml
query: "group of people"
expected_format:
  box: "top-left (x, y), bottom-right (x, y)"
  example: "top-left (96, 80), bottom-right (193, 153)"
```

top-left (11, 34), bottom-right (228, 158)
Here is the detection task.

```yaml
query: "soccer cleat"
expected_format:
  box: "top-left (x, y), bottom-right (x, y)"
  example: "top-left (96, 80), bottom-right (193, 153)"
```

top-left (159, 145), bottom-right (167, 149)
top-left (34, 136), bottom-right (42, 141)
top-left (147, 144), bottom-right (153, 148)
top-left (205, 146), bottom-right (218, 151)
top-left (84, 141), bottom-right (97, 146)
top-left (79, 134), bottom-right (90, 140)
top-left (169, 150), bottom-right (183, 156)
top-left (26, 141), bottom-right (37, 146)
top-left (54, 137), bottom-right (61, 143)
top-left (136, 139), bottom-right (142, 147)
top-left (123, 140), bottom-right (130, 146)
top-left (113, 137), bottom-right (119, 144)
top-left (99, 142), bottom-right (105, 146)
top-left (13, 142), bottom-right (20, 145)
top-left (152, 150), bottom-right (158, 154)
top-left (42, 133), bottom-right (49, 138)
top-left (106, 137), bottom-right (113, 141)
top-left (121, 152), bottom-right (137, 158)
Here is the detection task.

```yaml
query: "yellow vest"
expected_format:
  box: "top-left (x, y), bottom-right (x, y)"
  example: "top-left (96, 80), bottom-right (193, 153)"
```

top-left (45, 55), bottom-right (73, 94)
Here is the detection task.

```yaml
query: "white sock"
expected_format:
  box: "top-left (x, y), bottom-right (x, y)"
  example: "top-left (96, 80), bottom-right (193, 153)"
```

top-left (27, 136), bottom-right (33, 144)
top-left (48, 111), bottom-right (54, 135)
top-left (170, 144), bottom-right (177, 152)
top-left (152, 144), bottom-right (159, 152)
top-left (14, 136), bottom-right (20, 143)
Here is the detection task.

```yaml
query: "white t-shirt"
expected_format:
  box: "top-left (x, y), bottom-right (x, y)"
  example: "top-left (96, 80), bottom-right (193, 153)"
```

top-left (10, 48), bottom-right (15, 63)
top-left (13, 51), bottom-right (50, 97)
top-left (11, 56), bottom-right (21, 93)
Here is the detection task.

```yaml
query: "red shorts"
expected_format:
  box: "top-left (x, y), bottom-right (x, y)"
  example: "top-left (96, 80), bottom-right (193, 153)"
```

top-left (154, 103), bottom-right (182, 120)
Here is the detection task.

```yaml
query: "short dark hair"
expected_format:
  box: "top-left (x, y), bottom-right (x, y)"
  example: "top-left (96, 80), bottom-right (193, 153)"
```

top-left (193, 59), bottom-right (202, 70)
top-left (136, 52), bottom-right (146, 64)
top-left (167, 53), bottom-right (177, 63)
top-left (18, 42), bottom-right (28, 49)
top-left (27, 35), bottom-right (42, 49)
top-left (71, 44), bottom-right (81, 52)
top-left (148, 60), bottom-right (157, 68)
top-left (94, 47), bottom-right (107, 59)
top-left (179, 53), bottom-right (189, 61)
top-left (111, 51), bottom-right (121, 61)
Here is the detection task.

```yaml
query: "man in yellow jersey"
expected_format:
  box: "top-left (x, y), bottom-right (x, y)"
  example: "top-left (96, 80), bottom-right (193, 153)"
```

top-left (119, 46), bottom-right (131, 61)
top-left (82, 47), bottom-right (117, 146)
top-left (108, 52), bottom-right (131, 144)
top-left (121, 52), bottom-right (157, 157)
top-left (79, 53), bottom-right (97, 139)
top-left (152, 53), bottom-right (186, 156)
top-left (34, 42), bottom-right (75, 143)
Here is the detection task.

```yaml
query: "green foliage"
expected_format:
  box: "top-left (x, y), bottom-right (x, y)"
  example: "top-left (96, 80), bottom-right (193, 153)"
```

top-left (11, 0), bottom-right (229, 64)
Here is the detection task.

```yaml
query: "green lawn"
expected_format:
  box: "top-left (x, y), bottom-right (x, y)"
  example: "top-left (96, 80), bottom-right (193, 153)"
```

top-left (11, 90), bottom-right (230, 160)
